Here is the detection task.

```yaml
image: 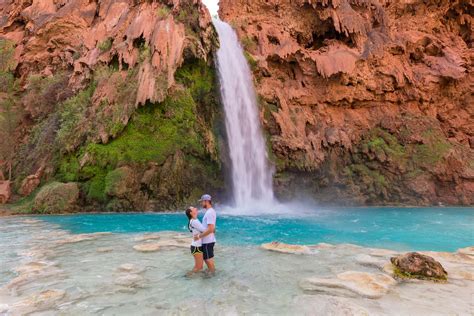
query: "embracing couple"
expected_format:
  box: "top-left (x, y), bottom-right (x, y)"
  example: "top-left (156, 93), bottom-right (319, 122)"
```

top-left (185, 194), bottom-right (216, 277)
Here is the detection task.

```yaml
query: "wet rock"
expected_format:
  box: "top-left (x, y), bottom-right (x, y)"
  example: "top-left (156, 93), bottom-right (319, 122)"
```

top-left (390, 252), bottom-right (448, 281)
top-left (261, 242), bottom-right (311, 255)
top-left (56, 232), bottom-right (111, 245)
top-left (457, 246), bottom-right (474, 257)
top-left (294, 294), bottom-right (369, 315)
top-left (134, 233), bottom-right (162, 242)
top-left (355, 254), bottom-right (385, 269)
top-left (117, 264), bottom-right (144, 274)
top-left (114, 274), bottom-right (145, 288)
top-left (20, 219), bottom-right (43, 225)
top-left (311, 243), bottom-right (335, 250)
top-left (7, 263), bottom-right (65, 291)
top-left (14, 261), bottom-right (55, 274)
top-left (0, 304), bottom-right (8, 313)
top-left (96, 247), bottom-right (114, 253)
top-left (33, 182), bottom-right (80, 213)
top-left (0, 180), bottom-right (11, 204)
top-left (133, 243), bottom-right (161, 252)
top-left (369, 249), bottom-right (398, 258)
top-left (421, 251), bottom-right (474, 265)
top-left (300, 271), bottom-right (396, 299)
top-left (10, 289), bottom-right (65, 314)
top-left (19, 167), bottom-right (43, 196)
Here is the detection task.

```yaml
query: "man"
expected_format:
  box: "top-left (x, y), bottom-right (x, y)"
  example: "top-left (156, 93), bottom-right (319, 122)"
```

top-left (194, 194), bottom-right (216, 274)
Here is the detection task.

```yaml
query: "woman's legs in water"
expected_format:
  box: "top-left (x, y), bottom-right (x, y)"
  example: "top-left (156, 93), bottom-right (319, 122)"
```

top-left (193, 253), bottom-right (204, 272)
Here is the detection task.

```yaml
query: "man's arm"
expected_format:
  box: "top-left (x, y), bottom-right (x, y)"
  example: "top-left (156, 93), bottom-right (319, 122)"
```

top-left (194, 224), bottom-right (215, 241)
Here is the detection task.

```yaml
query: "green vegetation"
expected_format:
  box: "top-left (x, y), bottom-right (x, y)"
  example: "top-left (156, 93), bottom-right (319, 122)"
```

top-left (104, 168), bottom-right (126, 196)
top-left (98, 38), bottom-right (113, 52)
top-left (33, 182), bottom-right (79, 214)
top-left (175, 2), bottom-right (200, 37)
top-left (412, 129), bottom-right (452, 165)
top-left (241, 36), bottom-right (257, 51)
top-left (392, 265), bottom-right (447, 282)
top-left (56, 59), bottom-right (222, 208)
top-left (0, 39), bottom-right (19, 180)
top-left (244, 51), bottom-right (258, 71)
top-left (156, 6), bottom-right (171, 19)
top-left (348, 164), bottom-right (387, 191)
top-left (56, 82), bottom-right (96, 152)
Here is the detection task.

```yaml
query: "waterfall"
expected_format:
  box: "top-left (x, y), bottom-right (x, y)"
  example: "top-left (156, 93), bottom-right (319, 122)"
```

top-left (213, 19), bottom-right (275, 210)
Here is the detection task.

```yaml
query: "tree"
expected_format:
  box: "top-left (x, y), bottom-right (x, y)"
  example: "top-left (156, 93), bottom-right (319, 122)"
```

top-left (0, 39), bottom-right (19, 181)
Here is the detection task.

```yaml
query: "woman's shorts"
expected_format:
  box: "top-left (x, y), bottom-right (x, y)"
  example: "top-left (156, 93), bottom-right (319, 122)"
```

top-left (190, 245), bottom-right (203, 255)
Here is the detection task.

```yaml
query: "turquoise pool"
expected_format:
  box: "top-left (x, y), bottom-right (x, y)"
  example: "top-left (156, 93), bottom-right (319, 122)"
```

top-left (35, 207), bottom-right (474, 251)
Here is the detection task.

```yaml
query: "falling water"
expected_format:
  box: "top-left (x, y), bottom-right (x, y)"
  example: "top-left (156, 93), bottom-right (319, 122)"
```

top-left (214, 19), bottom-right (275, 210)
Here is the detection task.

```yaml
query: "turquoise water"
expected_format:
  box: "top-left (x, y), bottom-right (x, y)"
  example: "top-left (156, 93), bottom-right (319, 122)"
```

top-left (35, 207), bottom-right (474, 251)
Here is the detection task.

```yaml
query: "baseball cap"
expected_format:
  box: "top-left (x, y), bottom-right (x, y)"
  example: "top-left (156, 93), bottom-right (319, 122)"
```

top-left (199, 194), bottom-right (212, 202)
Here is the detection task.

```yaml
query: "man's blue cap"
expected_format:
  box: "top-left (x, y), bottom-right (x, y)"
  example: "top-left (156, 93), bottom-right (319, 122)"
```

top-left (199, 194), bottom-right (212, 202)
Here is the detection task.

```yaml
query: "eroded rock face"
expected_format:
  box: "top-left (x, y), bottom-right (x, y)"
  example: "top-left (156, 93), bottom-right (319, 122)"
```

top-left (391, 252), bottom-right (448, 281)
top-left (220, 0), bottom-right (474, 205)
top-left (0, 181), bottom-right (11, 204)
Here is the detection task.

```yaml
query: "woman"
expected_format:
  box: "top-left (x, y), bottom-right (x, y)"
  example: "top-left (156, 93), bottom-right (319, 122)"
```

top-left (185, 207), bottom-right (206, 275)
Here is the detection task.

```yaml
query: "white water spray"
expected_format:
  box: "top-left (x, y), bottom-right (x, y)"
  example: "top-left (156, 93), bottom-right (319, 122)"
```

top-left (214, 19), bottom-right (275, 211)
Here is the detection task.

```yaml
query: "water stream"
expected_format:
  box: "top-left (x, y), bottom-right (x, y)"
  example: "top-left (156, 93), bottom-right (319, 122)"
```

top-left (214, 19), bottom-right (275, 210)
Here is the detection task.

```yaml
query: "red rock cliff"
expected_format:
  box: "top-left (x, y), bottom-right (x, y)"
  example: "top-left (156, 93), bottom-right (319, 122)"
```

top-left (0, 0), bottom-right (224, 211)
top-left (220, 0), bottom-right (473, 205)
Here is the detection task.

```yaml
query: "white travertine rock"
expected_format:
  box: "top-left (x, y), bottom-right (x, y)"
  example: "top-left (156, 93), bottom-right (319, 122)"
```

top-left (300, 271), bottom-right (396, 299)
top-left (261, 242), bottom-right (311, 254)
top-left (133, 243), bottom-right (161, 252)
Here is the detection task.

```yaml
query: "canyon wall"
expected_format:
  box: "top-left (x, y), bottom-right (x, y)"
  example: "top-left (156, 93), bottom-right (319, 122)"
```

top-left (0, 0), bottom-right (226, 212)
top-left (220, 0), bottom-right (473, 205)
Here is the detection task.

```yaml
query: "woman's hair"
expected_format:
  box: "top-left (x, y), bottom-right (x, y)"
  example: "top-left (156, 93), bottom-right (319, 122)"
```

top-left (185, 207), bottom-right (193, 232)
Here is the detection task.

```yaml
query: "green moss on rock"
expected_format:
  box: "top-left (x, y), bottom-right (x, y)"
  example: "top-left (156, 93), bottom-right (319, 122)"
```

top-left (53, 59), bottom-right (223, 211)
top-left (33, 182), bottom-right (80, 214)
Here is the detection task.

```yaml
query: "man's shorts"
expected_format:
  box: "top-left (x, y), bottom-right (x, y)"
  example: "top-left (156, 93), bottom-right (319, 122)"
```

top-left (202, 242), bottom-right (215, 260)
top-left (190, 245), bottom-right (203, 256)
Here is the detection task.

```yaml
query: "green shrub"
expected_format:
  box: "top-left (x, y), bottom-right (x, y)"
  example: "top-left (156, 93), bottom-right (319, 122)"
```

top-left (244, 51), bottom-right (258, 71)
top-left (98, 38), bottom-right (113, 52)
top-left (56, 82), bottom-right (96, 152)
top-left (156, 6), bottom-right (171, 19)
top-left (241, 36), bottom-right (257, 51)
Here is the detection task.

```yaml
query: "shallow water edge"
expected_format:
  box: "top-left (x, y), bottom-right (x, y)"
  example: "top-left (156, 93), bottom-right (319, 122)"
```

top-left (0, 216), bottom-right (473, 315)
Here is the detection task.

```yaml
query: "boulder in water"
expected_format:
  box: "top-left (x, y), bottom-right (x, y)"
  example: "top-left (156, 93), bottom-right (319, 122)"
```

top-left (33, 182), bottom-right (79, 213)
top-left (261, 242), bottom-right (311, 255)
top-left (390, 252), bottom-right (448, 281)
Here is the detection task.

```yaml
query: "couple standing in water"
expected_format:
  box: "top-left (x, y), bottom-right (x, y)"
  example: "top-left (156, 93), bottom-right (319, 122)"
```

top-left (185, 194), bottom-right (216, 276)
